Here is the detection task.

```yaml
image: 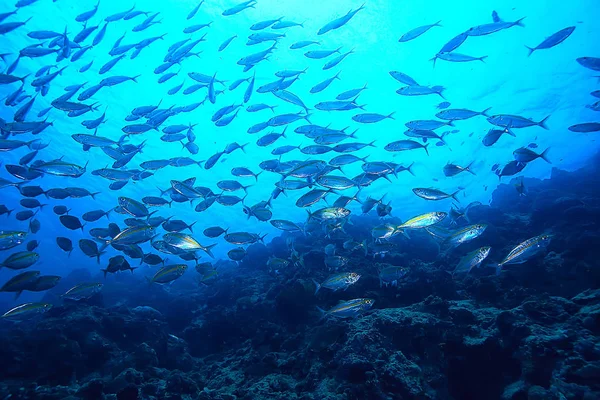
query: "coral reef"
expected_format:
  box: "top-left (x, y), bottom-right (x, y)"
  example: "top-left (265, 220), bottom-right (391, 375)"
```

top-left (1, 159), bottom-right (599, 399)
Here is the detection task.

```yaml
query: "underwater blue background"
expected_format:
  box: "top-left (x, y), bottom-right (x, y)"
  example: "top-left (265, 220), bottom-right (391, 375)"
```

top-left (1, 0), bottom-right (600, 398)
top-left (1, 0), bottom-right (599, 294)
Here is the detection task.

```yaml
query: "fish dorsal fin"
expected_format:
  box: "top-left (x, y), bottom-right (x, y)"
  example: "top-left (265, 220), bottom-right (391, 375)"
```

top-left (183, 177), bottom-right (196, 186)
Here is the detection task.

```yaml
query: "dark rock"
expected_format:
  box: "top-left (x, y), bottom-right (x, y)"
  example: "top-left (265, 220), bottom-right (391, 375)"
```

top-left (116, 385), bottom-right (139, 400)
top-left (76, 378), bottom-right (105, 400)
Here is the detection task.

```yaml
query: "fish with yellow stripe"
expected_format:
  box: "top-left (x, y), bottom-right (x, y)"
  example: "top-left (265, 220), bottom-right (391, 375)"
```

top-left (317, 298), bottom-right (374, 319)
top-left (496, 234), bottom-right (552, 275)
top-left (312, 272), bottom-right (360, 294)
top-left (1, 302), bottom-right (52, 319)
top-left (396, 211), bottom-right (447, 230)
top-left (147, 264), bottom-right (187, 284)
top-left (0, 231), bottom-right (26, 251)
top-left (163, 233), bottom-right (217, 258)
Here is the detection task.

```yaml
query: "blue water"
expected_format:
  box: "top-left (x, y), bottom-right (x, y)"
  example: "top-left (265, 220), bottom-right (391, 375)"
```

top-left (0, 1), bottom-right (599, 302)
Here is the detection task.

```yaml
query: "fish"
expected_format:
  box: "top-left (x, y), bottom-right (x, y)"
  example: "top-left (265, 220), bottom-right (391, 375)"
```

top-left (482, 127), bottom-right (516, 146)
top-left (317, 298), bottom-right (374, 319)
top-left (454, 247), bottom-right (491, 276)
top-left (62, 283), bottom-right (103, 300)
top-left (318, 4), bottom-right (364, 35)
top-left (312, 272), bottom-right (360, 294)
top-left (433, 52), bottom-right (488, 64)
top-left (513, 147), bottom-right (551, 164)
top-left (568, 123), bottom-right (600, 133)
top-left (443, 162), bottom-right (475, 176)
top-left (310, 71), bottom-right (341, 93)
top-left (389, 71), bottom-right (419, 85)
top-left (224, 232), bottom-right (266, 245)
top-left (79, 239), bottom-right (105, 263)
top-left (307, 207), bottom-right (350, 221)
top-left (102, 255), bottom-right (137, 277)
top-left (1, 251), bottom-right (39, 270)
top-left (0, 270), bottom-right (40, 298)
top-left (397, 212), bottom-right (447, 230)
top-left (466, 18), bottom-right (526, 36)
top-left (1, 303), bottom-right (52, 319)
top-left (496, 161), bottom-right (527, 180)
top-left (487, 115), bottom-right (549, 130)
top-left (270, 220), bottom-right (303, 232)
top-left (412, 188), bottom-right (460, 202)
top-left (576, 57), bottom-right (600, 72)
top-left (436, 108), bottom-right (490, 120)
top-left (163, 233), bottom-right (216, 257)
top-left (445, 224), bottom-right (488, 248)
top-left (304, 47), bottom-right (341, 59)
top-left (228, 247), bottom-right (246, 261)
top-left (378, 266), bottom-right (409, 287)
top-left (352, 112), bottom-right (395, 124)
top-left (396, 85), bottom-right (445, 98)
top-left (148, 264), bottom-right (187, 284)
top-left (496, 234), bottom-right (552, 274)
top-left (203, 226), bottom-right (228, 238)
top-left (398, 21), bottom-right (441, 42)
top-left (526, 26), bottom-right (575, 56)
top-left (384, 140), bottom-right (429, 154)
top-left (290, 40), bottom-right (319, 49)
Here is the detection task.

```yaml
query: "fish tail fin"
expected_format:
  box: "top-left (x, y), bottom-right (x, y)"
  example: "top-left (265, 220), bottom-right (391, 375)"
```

top-left (407, 162), bottom-right (416, 176)
top-left (541, 147), bottom-right (552, 164)
top-left (429, 55), bottom-right (438, 68)
top-left (451, 191), bottom-right (461, 203)
top-left (316, 306), bottom-right (327, 320)
top-left (514, 17), bottom-right (526, 27)
top-left (188, 221), bottom-right (197, 233)
top-left (423, 143), bottom-right (430, 156)
top-left (479, 55), bottom-right (488, 63)
top-left (101, 269), bottom-right (108, 278)
top-left (305, 209), bottom-right (313, 221)
top-left (466, 161), bottom-right (476, 175)
top-left (481, 107), bottom-right (492, 117)
top-left (538, 115), bottom-right (550, 130)
top-left (435, 86), bottom-right (446, 100)
top-left (14, 291), bottom-right (22, 300)
top-left (435, 20), bottom-right (442, 27)
top-left (311, 279), bottom-right (321, 295)
top-left (525, 45), bottom-right (535, 57)
top-left (387, 111), bottom-right (396, 120)
top-left (494, 264), bottom-right (502, 276)
top-left (505, 127), bottom-right (516, 137)
top-left (204, 243), bottom-right (217, 258)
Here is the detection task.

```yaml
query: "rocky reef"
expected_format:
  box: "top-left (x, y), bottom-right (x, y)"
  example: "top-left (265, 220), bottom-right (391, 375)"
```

top-left (1, 155), bottom-right (600, 400)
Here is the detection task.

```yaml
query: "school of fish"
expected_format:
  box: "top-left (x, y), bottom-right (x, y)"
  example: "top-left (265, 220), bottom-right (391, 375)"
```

top-left (0, 0), bottom-right (596, 320)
